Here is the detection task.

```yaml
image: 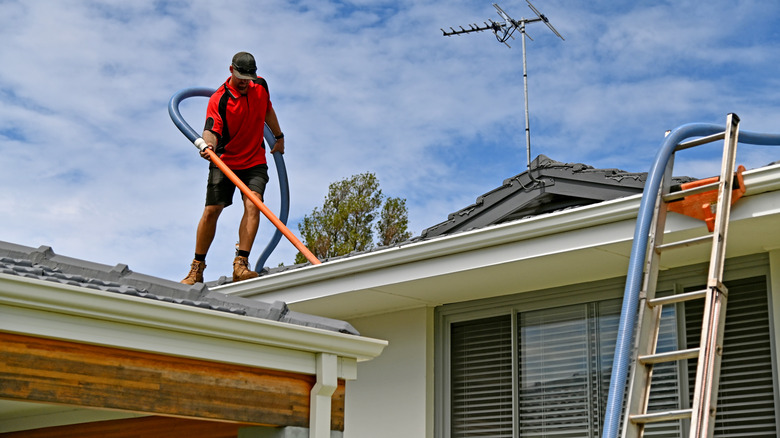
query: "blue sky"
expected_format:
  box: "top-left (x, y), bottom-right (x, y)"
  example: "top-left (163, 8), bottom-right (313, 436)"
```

top-left (1, 0), bottom-right (779, 283)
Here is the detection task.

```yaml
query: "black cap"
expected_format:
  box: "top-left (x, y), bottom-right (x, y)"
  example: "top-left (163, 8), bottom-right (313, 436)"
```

top-left (231, 52), bottom-right (257, 80)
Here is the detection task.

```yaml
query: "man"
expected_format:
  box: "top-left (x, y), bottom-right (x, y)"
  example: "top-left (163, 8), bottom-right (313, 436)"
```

top-left (181, 52), bottom-right (285, 285)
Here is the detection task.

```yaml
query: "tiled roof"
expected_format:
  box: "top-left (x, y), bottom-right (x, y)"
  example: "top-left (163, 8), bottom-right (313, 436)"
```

top-left (0, 240), bottom-right (358, 335)
top-left (242, 155), bottom-right (693, 279)
top-left (421, 155), bottom-right (694, 238)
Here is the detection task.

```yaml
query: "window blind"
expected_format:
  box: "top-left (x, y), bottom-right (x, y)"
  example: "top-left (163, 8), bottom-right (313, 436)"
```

top-left (445, 275), bottom-right (776, 437)
top-left (451, 315), bottom-right (514, 437)
top-left (685, 277), bottom-right (777, 437)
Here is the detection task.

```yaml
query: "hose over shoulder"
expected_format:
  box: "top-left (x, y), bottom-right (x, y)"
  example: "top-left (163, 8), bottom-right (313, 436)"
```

top-left (168, 87), bottom-right (291, 274)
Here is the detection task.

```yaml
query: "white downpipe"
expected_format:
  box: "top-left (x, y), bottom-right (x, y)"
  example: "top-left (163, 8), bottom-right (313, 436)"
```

top-left (310, 353), bottom-right (338, 438)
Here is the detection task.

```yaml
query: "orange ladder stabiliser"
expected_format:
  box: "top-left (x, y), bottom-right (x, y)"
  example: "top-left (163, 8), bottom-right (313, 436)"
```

top-left (667, 165), bottom-right (746, 232)
top-left (203, 147), bottom-right (321, 265)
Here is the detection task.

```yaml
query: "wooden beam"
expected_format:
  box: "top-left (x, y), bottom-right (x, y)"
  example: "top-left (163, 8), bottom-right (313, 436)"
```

top-left (0, 332), bottom-right (345, 430)
top-left (0, 416), bottom-right (246, 438)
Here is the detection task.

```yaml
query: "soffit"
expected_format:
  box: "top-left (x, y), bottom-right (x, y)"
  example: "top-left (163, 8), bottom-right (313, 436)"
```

top-left (224, 164), bottom-right (780, 320)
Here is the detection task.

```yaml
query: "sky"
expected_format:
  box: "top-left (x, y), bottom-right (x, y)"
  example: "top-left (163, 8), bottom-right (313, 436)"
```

top-left (2, 0), bottom-right (779, 283)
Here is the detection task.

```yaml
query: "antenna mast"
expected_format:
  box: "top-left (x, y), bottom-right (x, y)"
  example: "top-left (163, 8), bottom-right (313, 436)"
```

top-left (442, 1), bottom-right (563, 176)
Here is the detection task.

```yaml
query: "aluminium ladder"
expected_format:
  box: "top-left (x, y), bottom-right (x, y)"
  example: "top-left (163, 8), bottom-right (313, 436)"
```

top-left (621, 113), bottom-right (741, 438)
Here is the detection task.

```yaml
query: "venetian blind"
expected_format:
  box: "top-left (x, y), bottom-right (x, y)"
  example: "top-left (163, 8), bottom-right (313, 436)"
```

top-left (451, 315), bottom-right (513, 437)
top-left (446, 275), bottom-right (775, 437)
top-left (514, 300), bottom-right (683, 437)
top-left (685, 276), bottom-right (777, 437)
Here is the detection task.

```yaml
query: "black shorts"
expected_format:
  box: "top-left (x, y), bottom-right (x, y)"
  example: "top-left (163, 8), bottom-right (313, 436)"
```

top-left (205, 163), bottom-right (269, 207)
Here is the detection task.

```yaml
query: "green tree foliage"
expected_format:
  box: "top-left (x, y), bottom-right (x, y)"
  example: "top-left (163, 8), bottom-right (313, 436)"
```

top-left (376, 196), bottom-right (412, 247)
top-left (295, 172), bottom-right (412, 264)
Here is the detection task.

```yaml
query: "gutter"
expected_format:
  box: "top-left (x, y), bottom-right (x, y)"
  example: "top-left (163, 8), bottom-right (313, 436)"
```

top-left (0, 273), bottom-right (387, 376)
top-left (217, 162), bottom-right (780, 298)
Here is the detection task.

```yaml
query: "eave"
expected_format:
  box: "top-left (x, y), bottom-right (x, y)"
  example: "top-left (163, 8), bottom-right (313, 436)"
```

top-left (0, 273), bottom-right (387, 375)
top-left (217, 163), bottom-right (780, 320)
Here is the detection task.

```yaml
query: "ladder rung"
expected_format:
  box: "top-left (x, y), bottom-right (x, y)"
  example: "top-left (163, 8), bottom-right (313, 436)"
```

top-left (655, 234), bottom-right (711, 252)
top-left (675, 131), bottom-right (725, 151)
top-left (639, 347), bottom-right (699, 364)
top-left (648, 289), bottom-right (708, 307)
top-left (630, 408), bottom-right (693, 424)
top-left (663, 180), bottom-right (720, 202)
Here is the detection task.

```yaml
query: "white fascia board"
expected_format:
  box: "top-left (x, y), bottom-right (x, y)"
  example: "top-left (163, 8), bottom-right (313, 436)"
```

top-left (221, 188), bottom-right (642, 298)
top-left (218, 163), bottom-right (780, 300)
top-left (0, 274), bottom-right (387, 378)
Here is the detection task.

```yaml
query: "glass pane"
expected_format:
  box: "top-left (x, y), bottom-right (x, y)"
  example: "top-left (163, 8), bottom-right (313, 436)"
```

top-left (517, 298), bottom-right (679, 438)
top-left (519, 304), bottom-right (591, 437)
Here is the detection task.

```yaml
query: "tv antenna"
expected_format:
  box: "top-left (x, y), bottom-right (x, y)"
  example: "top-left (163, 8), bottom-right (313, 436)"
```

top-left (442, 1), bottom-right (564, 179)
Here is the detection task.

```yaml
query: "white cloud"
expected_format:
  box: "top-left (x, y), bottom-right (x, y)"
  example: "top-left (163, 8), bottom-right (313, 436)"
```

top-left (1, 0), bottom-right (779, 282)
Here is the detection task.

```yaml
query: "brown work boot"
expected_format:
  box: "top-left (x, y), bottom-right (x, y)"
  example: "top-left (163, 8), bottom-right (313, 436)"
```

top-left (181, 259), bottom-right (206, 285)
top-left (233, 256), bottom-right (259, 282)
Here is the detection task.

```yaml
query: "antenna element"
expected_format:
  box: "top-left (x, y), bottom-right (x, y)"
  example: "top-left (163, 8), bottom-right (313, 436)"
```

top-left (442, 0), bottom-right (564, 176)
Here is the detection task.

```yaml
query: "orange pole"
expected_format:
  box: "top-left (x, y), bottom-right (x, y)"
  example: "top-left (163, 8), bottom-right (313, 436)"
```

top-left (203, 147), bottom-right (321, 265)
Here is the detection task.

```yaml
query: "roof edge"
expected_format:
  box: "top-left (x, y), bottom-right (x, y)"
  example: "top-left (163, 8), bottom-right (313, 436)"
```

top-left (0, 272), bottom-right (388, 368)
top-left (218, 162), bottom-right (780, 298)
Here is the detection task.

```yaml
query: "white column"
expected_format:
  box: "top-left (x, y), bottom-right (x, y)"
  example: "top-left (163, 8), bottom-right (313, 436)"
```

top-left (310, 353), bottom-right (338, 438)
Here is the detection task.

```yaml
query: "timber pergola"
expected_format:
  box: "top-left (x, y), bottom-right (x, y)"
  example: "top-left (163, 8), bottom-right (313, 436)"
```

top-left (0, 271), bottom-right (387, 437)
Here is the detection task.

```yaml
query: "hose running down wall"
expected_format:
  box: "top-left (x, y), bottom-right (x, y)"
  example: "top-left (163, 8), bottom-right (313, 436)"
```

top-left (601, 121), bottom-right (780, 438)
top-left (167, 87), bottom-right (290, 274)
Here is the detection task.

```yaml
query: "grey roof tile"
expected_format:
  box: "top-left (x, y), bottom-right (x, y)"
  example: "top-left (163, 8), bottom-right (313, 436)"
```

top-left (249, 155), bottom-right (690, 277)
top-left (0, 241), bottom-right (359, 335)
top-left (239, 154), bottom-right (711, 281)
top-left (421, 155), bottom-right (694, 238)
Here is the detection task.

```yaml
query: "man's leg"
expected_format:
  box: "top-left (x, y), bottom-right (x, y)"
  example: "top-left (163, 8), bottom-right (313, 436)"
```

top-left (233, 192), bottom-right (262, 282)
top-left (237, 191), bottom-right (262, 253)
top-left (181, 205), bottom-right (224, 285)
top-left (196, 204), bottom-right (224, 255)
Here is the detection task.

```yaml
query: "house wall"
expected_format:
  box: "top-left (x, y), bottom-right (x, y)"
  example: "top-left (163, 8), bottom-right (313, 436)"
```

top-left (344, 307), bottom-right (434, 438)
top-left (338, 252), bottom-right (780, 438)
top-left (768, 249), bottom-right (780, 390)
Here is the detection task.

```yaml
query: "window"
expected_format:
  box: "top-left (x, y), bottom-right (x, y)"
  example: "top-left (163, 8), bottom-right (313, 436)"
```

top-left (440, 274), bottom-right (777, 438)
top-left (451, 315), bottom-right (513, 437)
top-left (684, 277), bottom-right (777, 436)
top-left (516, 300), bottom-right (620, 437)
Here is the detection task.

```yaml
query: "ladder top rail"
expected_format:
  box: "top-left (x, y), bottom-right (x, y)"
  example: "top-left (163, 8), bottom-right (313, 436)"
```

top-left (675, 131), bottom-right (726, 151)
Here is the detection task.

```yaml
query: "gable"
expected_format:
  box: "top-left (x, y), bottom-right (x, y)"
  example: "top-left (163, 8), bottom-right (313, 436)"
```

top-left (422, 155), bottom-right (692, 238)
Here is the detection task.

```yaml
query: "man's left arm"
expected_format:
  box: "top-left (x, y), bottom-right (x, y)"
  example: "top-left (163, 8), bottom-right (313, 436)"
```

top-left (265, 106), bottom-right (285, 154)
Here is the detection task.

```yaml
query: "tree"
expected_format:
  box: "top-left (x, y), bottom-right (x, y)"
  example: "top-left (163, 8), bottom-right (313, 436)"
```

top-left (376, 196), bottom-right (412, 247)
top-left (295, 172), bottom-right (412, 264)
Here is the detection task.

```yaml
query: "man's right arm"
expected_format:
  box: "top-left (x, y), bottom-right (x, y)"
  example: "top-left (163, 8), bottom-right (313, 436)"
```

top-left (200, 130), bottom-right (219, 160)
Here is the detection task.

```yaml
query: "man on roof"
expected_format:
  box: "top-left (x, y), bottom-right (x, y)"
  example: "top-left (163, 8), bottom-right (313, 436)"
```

top-left (181, 51), bottom-right (285, 285)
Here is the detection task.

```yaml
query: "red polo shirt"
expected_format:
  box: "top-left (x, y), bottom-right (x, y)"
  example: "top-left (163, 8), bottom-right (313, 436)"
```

top-left (204, 77), bottom-right (272, 170)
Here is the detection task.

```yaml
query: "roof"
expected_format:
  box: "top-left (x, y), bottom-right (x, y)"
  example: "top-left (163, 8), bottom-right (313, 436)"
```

top-left (217, 160), bottom-right (780, 321)
top-left (234, 154), bottom-right (694, 281)
top-left (0, 240), bottom-right (358, 335)
top-left (422, 154), bottom-right (694, 238)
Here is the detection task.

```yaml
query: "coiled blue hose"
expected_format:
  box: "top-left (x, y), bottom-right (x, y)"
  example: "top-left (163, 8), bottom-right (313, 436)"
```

top-left (601, 121), bottom-right (780, 438)
top-left (167, 87), bottom-right (290, 274)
